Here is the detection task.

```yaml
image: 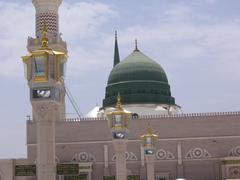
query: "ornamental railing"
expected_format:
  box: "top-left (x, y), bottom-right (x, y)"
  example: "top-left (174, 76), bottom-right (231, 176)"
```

top-left (64, 111), bottom-right (240, 122)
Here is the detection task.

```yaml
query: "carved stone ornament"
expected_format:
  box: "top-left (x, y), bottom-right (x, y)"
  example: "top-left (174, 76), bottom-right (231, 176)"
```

top-left (71, 152), bottom-right (96, 163)
top-left (229, 166), bottom-right (240, 178)
top-left (33, 102), bottom-right (59, 122)
top-left (185, 148), bottom-right (211, 159)
top-left (229, 146), bottom-right (240, 157)
top-left (112, 151), bottom-right (138, 161)
top-left (156, 149), bottom-right (175, 160)
top-left (39, 105), bottom-right (48, 118)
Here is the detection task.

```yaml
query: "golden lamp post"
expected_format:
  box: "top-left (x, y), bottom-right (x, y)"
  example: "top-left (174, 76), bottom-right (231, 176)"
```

top-left (141, 124), bottom-right (158, 180)
top-left (106, 94), bottom-right (131, 180)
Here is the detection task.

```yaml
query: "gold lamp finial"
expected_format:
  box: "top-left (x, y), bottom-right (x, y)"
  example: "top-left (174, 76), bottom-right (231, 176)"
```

top-left (115, 93), bottom-right (122, 110)
top-left (41, 23), bottom-right (49, 48)
top-left (147, 122), bottom-right (153, 135)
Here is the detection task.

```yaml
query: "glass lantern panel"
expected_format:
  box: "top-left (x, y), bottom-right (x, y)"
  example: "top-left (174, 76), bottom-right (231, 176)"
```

top-left (146, 137), bottom-right (152, 145)
top-left (23, 63), bottom-right (27, 79)
top-left (114, 115), bottom-right (122, 126)
top-left (33, 56), bottom-right (46, 77)
top-left (60, 60), bottom-right (66, 78)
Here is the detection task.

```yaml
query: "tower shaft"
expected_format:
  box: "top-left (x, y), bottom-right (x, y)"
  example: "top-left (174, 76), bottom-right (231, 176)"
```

top-left (33, 0), bottom-right (62, 37)
top-left (33, 102), bottom-right (58, 180)
top-left (22, 3), bottom-right (68, 178)
top-left (28, 0), bottom-right (67, 53)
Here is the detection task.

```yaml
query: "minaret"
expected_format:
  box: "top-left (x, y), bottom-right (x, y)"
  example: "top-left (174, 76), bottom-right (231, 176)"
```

top-left (22, 25), bottom-right (68, 180)
top-left (113, 31), bottom-right (120, 67)
top-left (28, 0), bottom-right (67, 53)
top-left (28, 0), bottom-right (67, 118)
top-left (22, 1), bottom-right (68, 179)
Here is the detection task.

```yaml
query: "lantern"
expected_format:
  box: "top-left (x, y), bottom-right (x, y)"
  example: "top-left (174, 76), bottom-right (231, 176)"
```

top-left (141, 124), bottom-right (158, 155)
top-left (106, 94), bottom-right (131, 139)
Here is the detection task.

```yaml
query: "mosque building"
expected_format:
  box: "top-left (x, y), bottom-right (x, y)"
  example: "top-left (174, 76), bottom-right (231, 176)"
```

top-left (0, 0), bottom-right (240, 180)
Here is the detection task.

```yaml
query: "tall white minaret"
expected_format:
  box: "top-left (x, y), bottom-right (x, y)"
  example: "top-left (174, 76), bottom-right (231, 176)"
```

top-left (22, 1), bottom-right (68, 180)
top-left (28, 0), bottom-right (67, 53)
top-left (22, 26), bottom-right (68, 180)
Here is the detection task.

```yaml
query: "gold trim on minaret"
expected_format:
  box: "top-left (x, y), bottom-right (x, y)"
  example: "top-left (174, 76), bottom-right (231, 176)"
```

top-left (41, 23), bottom-right (49, 49)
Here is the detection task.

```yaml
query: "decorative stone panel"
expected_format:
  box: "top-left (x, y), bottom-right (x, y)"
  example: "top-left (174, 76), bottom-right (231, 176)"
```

top-left (229, 146), bottom-right (240, 157)
top-left (155, 149), bottom-right (175, 160)
top-left (36, 12), bottom-right (58, 35)
top-left (112, 152), bottom-right (138, 161)
top-left (229, 166), bottom-right (240, 178)
top-left (71, 152), bottom-right (96, 163)
top-left (185, 148), bottom-right (211, 159)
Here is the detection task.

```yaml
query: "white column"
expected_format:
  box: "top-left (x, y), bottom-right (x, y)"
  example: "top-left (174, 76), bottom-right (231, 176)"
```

top-left (88, 171), bottom-right (92, 180)
top-left (177, 142), bottom-right (182, 165)
top-left (104, 145), bottom-right (109, 168)
top-left (177, 142), bottom-right (184, 178)
top-left (33, 102), bottom-right (58, 180)
top-left (36, 122), bottom-right (56, 180)
top-left (140, 146), bottom-right (145, 167)
top-left (113, 140), bottom-right (127, 180)
top-left (145, 155), bottom-right (155, 180)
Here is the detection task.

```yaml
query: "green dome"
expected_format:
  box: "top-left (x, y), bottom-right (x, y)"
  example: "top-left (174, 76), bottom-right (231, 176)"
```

top-left (103, 50), bottom-right (176, 107)
top-left (108, 51), bottom-right (168, 84)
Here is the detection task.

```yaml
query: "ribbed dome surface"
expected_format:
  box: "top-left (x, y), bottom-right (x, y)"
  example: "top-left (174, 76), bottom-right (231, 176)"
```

top-left (108, 51), bottom-right (168, 84)
top-left (103, 50), bottom-right (176, 107)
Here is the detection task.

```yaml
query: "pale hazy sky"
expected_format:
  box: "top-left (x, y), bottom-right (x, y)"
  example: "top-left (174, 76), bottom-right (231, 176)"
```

top-left (0, 0), bottom-right (240, 158)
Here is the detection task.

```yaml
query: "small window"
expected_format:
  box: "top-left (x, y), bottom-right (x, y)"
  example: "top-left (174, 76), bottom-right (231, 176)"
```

top-left (33, 88), bottom-right (51, 99)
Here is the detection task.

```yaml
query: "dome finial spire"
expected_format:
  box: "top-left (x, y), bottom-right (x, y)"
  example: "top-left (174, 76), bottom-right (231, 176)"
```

top-left (134, 39), bottom-right (139, 52)
top-left (115, 30), bottom-right (117, 40)
top-left (113, 30), bottom-right (120, 67)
